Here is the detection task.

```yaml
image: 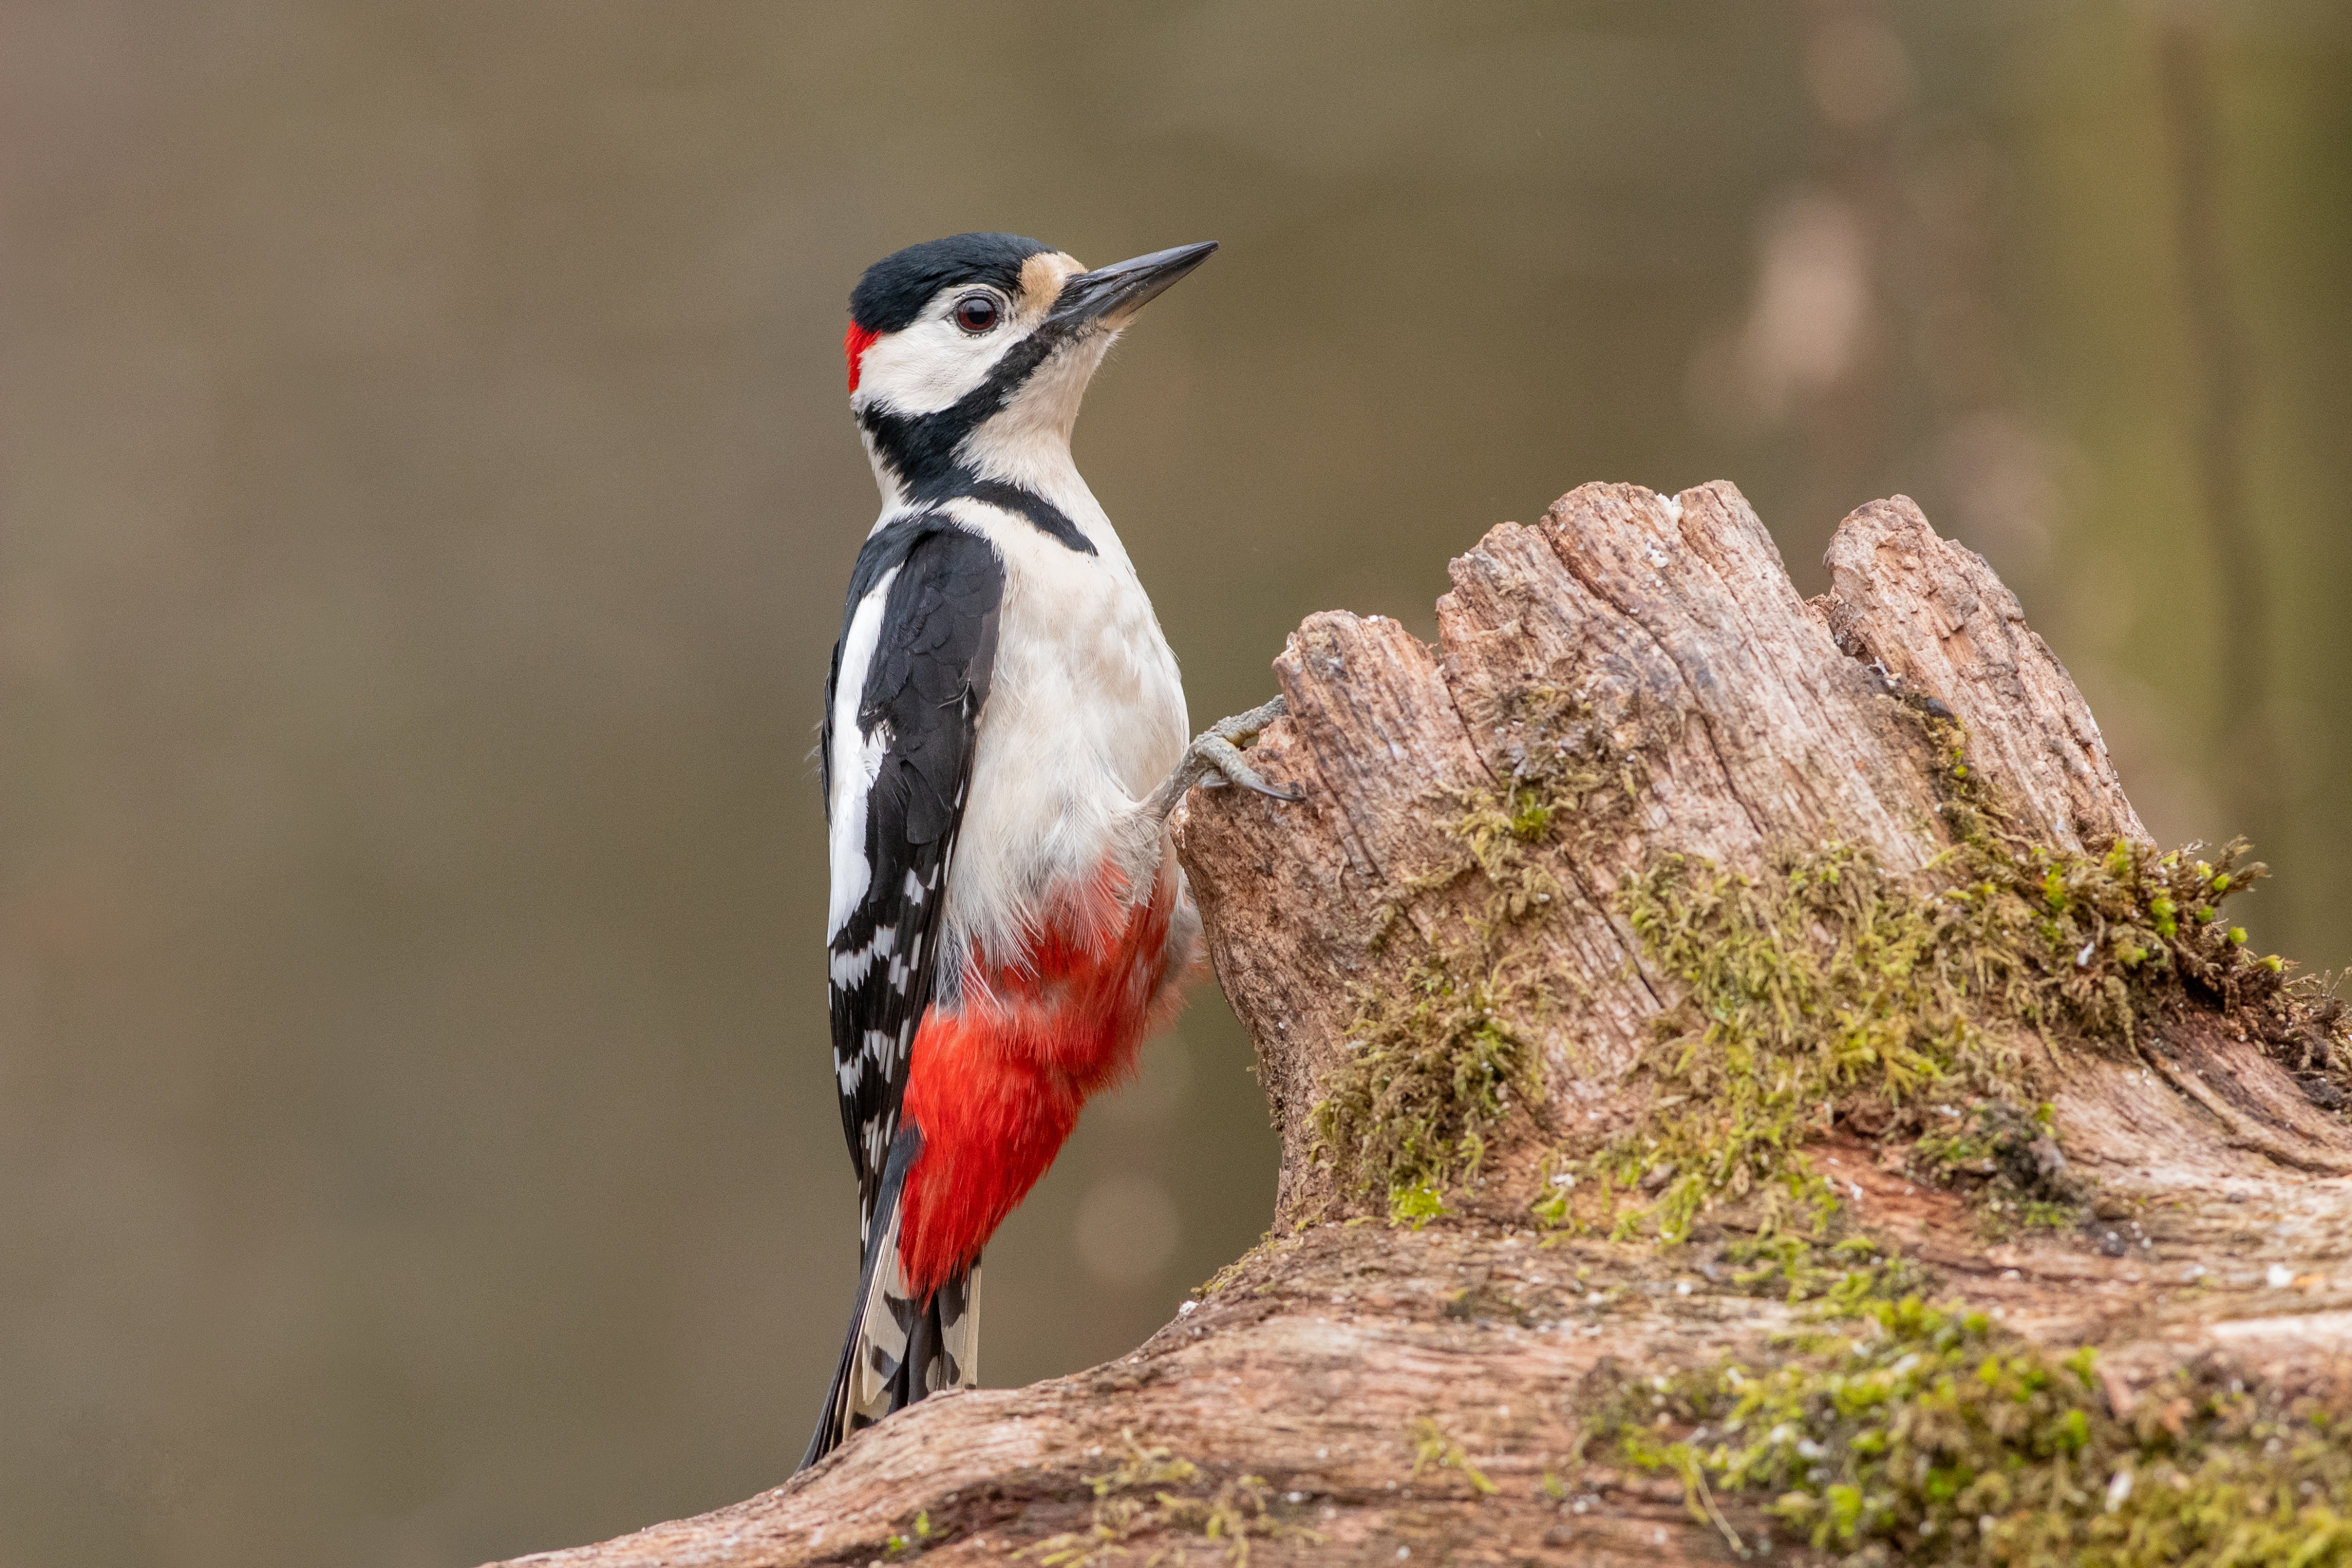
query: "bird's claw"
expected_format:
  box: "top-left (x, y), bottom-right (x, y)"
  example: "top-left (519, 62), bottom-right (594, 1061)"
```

top-left (1190, 695), bottom-right (1302, 802)
top-left (1193, 734), bottom-right (1305, 802)
top-left (1146, 695), bottom-right (1302, 819)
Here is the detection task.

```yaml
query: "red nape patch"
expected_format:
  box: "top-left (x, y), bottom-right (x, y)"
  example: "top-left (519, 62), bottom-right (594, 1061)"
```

top-left (894, 857), bottom-right (1192, 1295)
top-left (843, 321), bottom-right (881, 393)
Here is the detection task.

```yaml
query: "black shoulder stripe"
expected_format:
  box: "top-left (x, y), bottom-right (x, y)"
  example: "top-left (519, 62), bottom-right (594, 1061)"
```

top-left (958, 479), bottom-right (1093, 556)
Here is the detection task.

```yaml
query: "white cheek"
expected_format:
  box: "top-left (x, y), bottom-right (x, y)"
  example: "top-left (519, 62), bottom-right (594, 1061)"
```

top-left (859, 321), bottom-right (1020, 416)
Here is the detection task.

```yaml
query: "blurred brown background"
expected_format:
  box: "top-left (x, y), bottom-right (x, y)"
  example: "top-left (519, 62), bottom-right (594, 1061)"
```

top-left (1, 2), bottom-right (2345, 1563)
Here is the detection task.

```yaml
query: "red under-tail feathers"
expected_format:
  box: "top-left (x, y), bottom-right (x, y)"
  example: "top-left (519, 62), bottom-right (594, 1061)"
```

top-left (895, 855), bottom-right (1191, 1293)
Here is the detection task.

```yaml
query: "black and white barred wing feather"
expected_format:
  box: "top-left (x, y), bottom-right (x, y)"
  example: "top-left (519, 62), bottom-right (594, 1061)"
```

top-left (805, 516), bottom-right (1001, 1468)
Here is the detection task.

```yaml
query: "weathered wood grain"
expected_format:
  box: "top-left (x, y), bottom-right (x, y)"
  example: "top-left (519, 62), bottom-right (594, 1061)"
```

top-left (1819, 494), bottom-right (2148, 853)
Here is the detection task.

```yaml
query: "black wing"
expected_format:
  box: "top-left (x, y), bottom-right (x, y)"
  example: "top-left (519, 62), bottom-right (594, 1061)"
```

top-left (822, 516), bottom-right (1003, 1240)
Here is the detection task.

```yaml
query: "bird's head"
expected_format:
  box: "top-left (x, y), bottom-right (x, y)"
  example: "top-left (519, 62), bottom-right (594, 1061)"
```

top-left (843, 232), bottom-right (1215, 505)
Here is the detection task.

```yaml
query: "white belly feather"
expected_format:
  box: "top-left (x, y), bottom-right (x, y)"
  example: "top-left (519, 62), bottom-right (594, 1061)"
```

top-left (938, 494), bottom-right (1188, 974)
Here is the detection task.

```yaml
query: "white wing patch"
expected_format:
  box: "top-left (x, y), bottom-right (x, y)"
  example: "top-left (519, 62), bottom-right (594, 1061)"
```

top-left (826, 567), bottom-right (901, 940)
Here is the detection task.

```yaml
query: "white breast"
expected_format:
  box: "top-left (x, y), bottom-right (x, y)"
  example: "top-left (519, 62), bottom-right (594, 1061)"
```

top-left (936, 487), bottom-right (1187, 972)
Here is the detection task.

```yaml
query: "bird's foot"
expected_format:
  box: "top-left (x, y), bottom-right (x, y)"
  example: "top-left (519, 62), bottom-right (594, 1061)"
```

top-left (1147, 696), bottom-right (1303, 820)
top-left (1193, 696), bottom-right (1299, 794)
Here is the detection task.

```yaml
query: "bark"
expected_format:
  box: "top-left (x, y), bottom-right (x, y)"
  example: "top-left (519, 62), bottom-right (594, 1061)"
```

top-left (491, 483), bottom-right (2352, 1568)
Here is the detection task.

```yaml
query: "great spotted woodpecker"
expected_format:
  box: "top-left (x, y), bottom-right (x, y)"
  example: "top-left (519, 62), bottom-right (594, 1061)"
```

top-left (802, 234), bottom-right (1297, 1468)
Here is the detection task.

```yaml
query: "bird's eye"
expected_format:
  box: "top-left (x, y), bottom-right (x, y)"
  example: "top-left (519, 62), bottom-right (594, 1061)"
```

top-left (953, 294), bottom-right (1000, 333)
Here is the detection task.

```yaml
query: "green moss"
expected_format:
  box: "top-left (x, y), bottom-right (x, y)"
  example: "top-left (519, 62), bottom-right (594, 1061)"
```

top-left (1023, 1432), bottom-right (1312, 1566)
top-left (1589, 841), bottom-right (2025, 1242)
top-left (1191, 1231), bottom-right (1280, 1302)
top-left (1919, 707), bottom-right (2294, 1038)
top-left (883, 1508), bottom-right (938, 1557)
top-left (1312, 688), bottom-right (2350, 1236)
top-left (1409, 1417), bottom-right (1500, 1495)
top-left (1725, 1233), bottom-right (1935, 1310)
top-left (1572, 821), bottom-right (2314, 1243)
top-left (1388, 1179), bottom-right (1448, 1228)
top-left (1444, 1278), bottom-right (1530, 1325)
top-left (1935, 834), bottom-right (2286, 1044)
top-left (1380, 681), bottom-right (1644, 936)
top-left (2019, 1198), bottom-right (2079, 1231)
top-left (1600, 1297), bottom-right (2352, 1567)
top-left (1314, 947), bottom-right (1541, 1213)
top-left (1288, 691), bottom-right (2352, 1565)
top-left (1315, 684), bottom-right (1646, 1216)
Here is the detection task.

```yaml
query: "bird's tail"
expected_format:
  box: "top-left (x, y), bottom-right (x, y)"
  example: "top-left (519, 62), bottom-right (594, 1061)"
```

top-left (799, 1127), bottom-right (982, 1471)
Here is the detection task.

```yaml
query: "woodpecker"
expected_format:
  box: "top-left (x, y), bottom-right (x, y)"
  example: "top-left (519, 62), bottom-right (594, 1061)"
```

top-left (802, 233), bottom-right (1297, 1468)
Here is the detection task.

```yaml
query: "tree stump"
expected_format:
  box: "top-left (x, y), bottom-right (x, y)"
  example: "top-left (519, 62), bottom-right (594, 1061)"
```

top-left (494, 483), bottom-right (2352, 1568)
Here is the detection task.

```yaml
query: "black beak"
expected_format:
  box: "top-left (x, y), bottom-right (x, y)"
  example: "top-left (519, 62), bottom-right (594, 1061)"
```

top-left (1047, 241), bottom-right (1218, 330)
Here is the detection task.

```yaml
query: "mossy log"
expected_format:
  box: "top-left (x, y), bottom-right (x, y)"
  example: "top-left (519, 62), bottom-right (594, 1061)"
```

top-left (494, 483), bottom-right (2352, 1568)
